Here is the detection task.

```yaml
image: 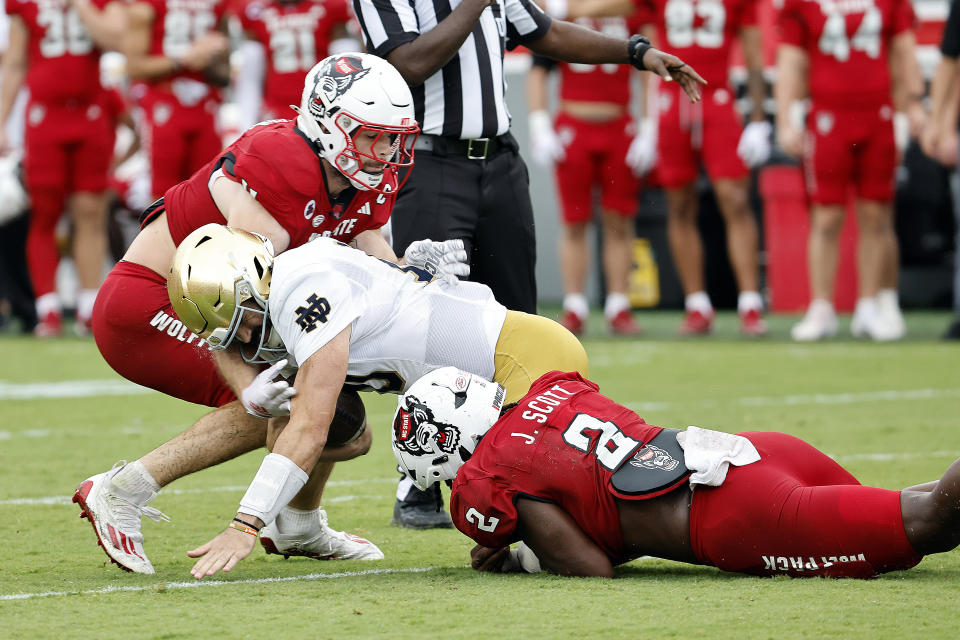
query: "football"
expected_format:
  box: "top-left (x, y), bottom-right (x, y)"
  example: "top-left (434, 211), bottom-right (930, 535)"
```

top-left (327, 386), bottom-right (367, 447)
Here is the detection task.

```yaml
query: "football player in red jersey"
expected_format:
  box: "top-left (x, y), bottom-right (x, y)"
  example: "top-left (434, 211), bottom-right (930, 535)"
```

top-left (0, 0), bottom-right (125, 336)
top-left (394, 367), bottom-right (960, 578)
top-left (526, 11), bottom-right (646, 337)
top-left (73, 53), bottom-right (467, 575)
top-left (231, 0), bottom-right (357, 131)
top-left (122, 0), bottom-right (231, 201)
top-left (777, 0), bottom-right (925, 342)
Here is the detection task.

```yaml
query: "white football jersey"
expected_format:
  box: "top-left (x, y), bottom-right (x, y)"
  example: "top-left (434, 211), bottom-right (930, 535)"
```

top-left (268, 237), bottom-right (507, 394)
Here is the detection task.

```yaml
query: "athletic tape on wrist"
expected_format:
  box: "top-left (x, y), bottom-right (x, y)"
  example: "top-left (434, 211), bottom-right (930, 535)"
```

top-left (238, 453), bottom-right (309, 525)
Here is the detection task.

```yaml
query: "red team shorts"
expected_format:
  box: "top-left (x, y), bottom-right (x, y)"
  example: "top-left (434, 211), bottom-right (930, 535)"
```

top-left (138, 89), bottom-right (223, 197)
top-left (656, 84), bottom-right (749, 189)
top-left (689, 431), bottom-right (921, 578)
top-left (803, 104), bottom-right (897, 205)
top-left (92, 260), bottom-right (235, 408)
top-left (553, 112), bottom-right (640, 223)
top-left (22, 99), bottom-right (114, 192)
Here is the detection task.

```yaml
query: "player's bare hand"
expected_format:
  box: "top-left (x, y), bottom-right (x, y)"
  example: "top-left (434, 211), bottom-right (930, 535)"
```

top-left (470, 544), bottom-right (510, 572)
top-left (181, 32), bottom-right (230, 71)
top-left (642, 50), bottom-right (706, 103)
top-left (777, 123), bottom-right (804, 158)
top-left (187, 526), bottom-right (256, 579)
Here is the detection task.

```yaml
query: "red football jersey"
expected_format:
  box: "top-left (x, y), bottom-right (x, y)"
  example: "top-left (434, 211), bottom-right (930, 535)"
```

top-left (235, 0), bottom-right (351, 117)
top-left (635, 0), bottom-right (758, 87)
top-left (450, 371), bottom-right (664, 562)
top-left (5, 0), bottom-right (113, 103)
top-left (556, 16), bottom-right (643, 106)
top-left (162, 119), bottom-right (396, 247)
top-left (778, 0), bottom-right (915, 109)
top-left (136, 0), bottom-right (228, 85)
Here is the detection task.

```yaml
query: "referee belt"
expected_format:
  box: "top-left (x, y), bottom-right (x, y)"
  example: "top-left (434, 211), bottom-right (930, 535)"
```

top-left (413, 133), bottom-right (517, 160)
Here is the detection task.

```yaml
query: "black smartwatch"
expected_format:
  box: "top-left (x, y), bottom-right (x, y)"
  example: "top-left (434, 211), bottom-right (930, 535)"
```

top-left (627, 34), bottom-right (652, 71)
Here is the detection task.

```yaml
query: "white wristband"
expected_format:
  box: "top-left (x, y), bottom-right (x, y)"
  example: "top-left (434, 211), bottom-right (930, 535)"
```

top-left (545, 0), bottom-right (568, 19)
top-left (238, 453), bottom-right (309, 525)
top-left (529, 110), bottom-right (551, 133)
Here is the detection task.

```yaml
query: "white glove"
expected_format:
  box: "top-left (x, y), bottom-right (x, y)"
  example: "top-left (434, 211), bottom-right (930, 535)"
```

top-left (625, 118), bottom-right (657, 176)
top-left (737, 120), bottom-right (773, 168)
top-left (241, 358), bottom-right (296, 419)
top-left (528, 110), bottom-right (565, 167)
top-left (404, 238), bottom-right (470, 279)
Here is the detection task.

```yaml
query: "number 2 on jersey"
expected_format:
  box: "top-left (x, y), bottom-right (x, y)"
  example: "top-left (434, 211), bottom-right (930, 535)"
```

top-left (562, 414), bottom-right (640, 471)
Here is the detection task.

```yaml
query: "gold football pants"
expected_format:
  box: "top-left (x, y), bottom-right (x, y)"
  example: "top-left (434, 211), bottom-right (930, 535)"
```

top-left (493, 311), bottom-right (589, 403)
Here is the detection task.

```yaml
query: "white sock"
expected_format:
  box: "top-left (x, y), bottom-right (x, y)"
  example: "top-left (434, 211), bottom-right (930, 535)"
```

top-left (737, 291), bottom-right (763, 314)
top-left (685, 291), bottom-right (712, 314)
top-left (877, 288), bottom-right (899, 307)
top-left (854, 296), bottom-right (879, 319)
top-left (76, 289), bottom-right (99, 321)
top-left (808, 298), bottom-right (835, 315)
top-left (110, 460), bottom-right (160, 505)
top-left (275, 505), bottom-right (321, 535)
top-left (562, 293), bottom-right (589, 319)
top-left (35, 292), bottom-right (61, 318)
top-left (397, 476), bottom-right (415, 500)
top-left (604, 293), bottom-right (630, 319)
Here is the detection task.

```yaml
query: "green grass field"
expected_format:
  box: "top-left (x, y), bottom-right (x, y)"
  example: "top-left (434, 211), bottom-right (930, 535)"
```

top-left (2, 309), bottom-right (960, 639)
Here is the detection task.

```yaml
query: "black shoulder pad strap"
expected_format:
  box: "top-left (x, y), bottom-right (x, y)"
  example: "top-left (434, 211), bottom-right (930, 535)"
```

top-left (610, 428), bottom-right (690, 499)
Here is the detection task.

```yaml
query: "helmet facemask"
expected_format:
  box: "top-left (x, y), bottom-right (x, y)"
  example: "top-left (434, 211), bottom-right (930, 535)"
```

top-left (295, 53), bottom-right (420, 195)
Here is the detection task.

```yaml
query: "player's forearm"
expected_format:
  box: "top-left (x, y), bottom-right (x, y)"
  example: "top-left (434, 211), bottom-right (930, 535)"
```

top-left (385, 0), bottom-right (494, 86)
top-left (353, 229), bottom-right (399, 262)
top-left (526, 65), bottom-right (551, 113)
top-left (213, 348), bottom-right (260, 396)
top-left (0, 63), bottom-right (26, 130)
top-left (741, 27), bottom-right (768, 122)
top-left (774, 46), bottom-right (808, 126)
top-left (71, 0), bottom-right (126, 52)
top-left (927, 58), bottom-right (958, 130)
top-left (888, 32), bottom-right (924, 113)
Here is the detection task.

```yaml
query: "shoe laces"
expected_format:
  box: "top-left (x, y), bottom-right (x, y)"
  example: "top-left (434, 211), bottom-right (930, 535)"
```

top-left (104, 461), bottom-right (170, 532)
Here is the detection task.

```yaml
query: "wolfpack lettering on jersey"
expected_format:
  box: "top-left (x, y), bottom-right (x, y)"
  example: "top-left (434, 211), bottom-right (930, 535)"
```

top-left (777, 0), bottom-right (915, 108)
top-left (266, 237), bottom-right (508, 392)
top-left (450, 372), bottom-right (663, 557)
top-left (161, 119), bottom-right (396, 246)
top-left (149, 309), bottom-right (210, 347)
top-left (636, 0), bottom-right (758, 87)
top-left (235, 0), bottom-right (351, 117)
top-left (6, 0), bottom-right (112, 102)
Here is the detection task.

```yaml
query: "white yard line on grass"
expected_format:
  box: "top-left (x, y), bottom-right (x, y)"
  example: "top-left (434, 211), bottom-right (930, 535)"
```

top-left (0, 566), bottom-right (441, 601)
top-left (0, 379), bottom-right (154, 399)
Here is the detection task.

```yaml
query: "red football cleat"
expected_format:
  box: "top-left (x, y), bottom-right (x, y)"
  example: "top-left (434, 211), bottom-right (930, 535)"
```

top-left (739, 308), bottom-right (768, 337)
top-left (678, 309), bottom-right (713, 336)
top-left (608, 309), bottom-right (642, 336)
top-left (560, 310), bottom-right (585, 336)
top-left (33, 310), bottom-right (62, 338)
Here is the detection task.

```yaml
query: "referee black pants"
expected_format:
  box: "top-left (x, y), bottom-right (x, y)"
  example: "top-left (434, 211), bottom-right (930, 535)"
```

top-left (390, 137), bottom-right (537, 313)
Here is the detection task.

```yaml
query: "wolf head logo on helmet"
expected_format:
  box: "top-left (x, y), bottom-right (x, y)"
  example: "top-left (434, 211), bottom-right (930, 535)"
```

top-left (393, 395), bottom-right (462, 458)
top-left (309, 56), bottom-right (371, 120)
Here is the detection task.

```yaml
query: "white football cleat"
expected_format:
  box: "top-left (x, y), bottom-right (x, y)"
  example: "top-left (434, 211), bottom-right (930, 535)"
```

top-left (260, 508), bottom-right (384, 561)
top-left (73, 463), bottom-right (169, 574)
top-left (791, 300), bottom-right (838, 342)
top-left (875, 290), bottom-right (906, 341)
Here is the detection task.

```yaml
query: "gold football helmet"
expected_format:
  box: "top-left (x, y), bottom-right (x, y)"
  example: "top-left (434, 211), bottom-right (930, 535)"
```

top-left (168, 224), bottom-right (282, 362)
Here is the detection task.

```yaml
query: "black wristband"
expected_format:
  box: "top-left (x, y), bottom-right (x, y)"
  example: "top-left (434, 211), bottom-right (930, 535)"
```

top-left (232, 516), bottom-right (261, 532)
top-left (627, 34), bottom-right (652, 71)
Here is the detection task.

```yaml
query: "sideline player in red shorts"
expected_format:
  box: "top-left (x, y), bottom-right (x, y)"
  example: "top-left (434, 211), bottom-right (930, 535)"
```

top-left (526, 11), bottom-right (645, 337)
top-left (0, 0), bottom-right (125, 336)
top-left (231, 0), bottom-right (356, 130)
top-left (777, 0), bottom-right (925, 342)
top-left (122, 0), bottom-right (231, 200)
top-left (73, 54), bottom-right (466, 575)
top-left (394, 367), bottom-right (960, 578)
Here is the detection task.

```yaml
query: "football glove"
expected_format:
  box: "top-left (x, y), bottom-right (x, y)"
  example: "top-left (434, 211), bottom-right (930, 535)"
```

top-left (528, 110), bottom-right (565, 167)
top-left (404, 239), bottom-right (470, 279)
top-left (625, 118), bottom-right (657, 177)
top-left (241, 358), bottom-right (296, 419)
top-left (737, 120), bottom-right (772, 168)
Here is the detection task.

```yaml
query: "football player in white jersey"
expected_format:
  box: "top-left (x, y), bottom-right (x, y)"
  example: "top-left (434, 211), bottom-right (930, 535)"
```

top-left (167, 224), bottom-right (588, 578)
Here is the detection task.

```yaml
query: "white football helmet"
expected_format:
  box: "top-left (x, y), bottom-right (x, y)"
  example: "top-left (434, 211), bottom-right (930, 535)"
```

top-left (167, 223), bottom-right (285, 364)
top-left (294, 53), bottom-right (419, 194)
top-left (392, 367), bottom-right (506, 491)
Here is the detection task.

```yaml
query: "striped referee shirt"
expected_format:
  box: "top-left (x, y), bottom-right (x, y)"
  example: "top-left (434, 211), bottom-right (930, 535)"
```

top-left (353, 0), bottom-right (551, 139)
